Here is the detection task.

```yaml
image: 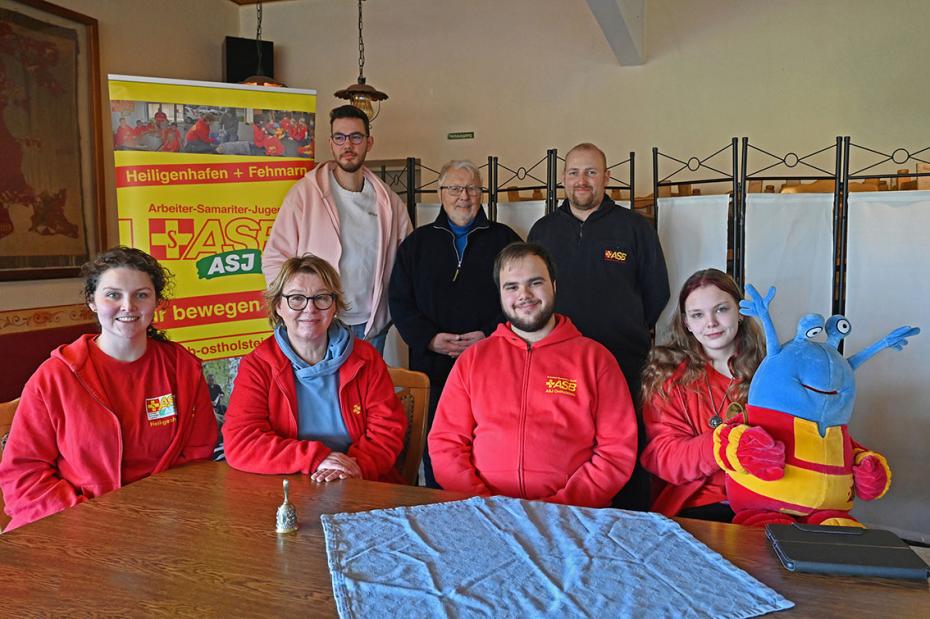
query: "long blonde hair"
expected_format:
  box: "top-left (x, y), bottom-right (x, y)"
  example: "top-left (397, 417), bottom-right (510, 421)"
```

top-left (641, 269), bottom-right (765, 402)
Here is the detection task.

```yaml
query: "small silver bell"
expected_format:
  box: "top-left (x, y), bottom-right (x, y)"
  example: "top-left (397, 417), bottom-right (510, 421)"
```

top-left (276, 479), bottom-right (299, 533)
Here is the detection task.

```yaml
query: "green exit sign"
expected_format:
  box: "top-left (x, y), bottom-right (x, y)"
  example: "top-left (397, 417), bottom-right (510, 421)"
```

top-left (447, 131), bottom-right (475, 140)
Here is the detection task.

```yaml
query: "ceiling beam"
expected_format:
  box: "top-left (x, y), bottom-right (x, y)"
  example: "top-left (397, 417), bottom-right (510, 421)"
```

top-left (585, 0), bottom-right (645, 66)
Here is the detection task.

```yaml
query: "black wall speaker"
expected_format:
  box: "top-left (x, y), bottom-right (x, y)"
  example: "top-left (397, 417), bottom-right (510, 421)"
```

top-left (224, 36), bottom-right (275, 84)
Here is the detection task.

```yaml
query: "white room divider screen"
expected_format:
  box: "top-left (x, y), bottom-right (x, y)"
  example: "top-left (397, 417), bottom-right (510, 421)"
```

top-left (655, 195), bottom-right (730, 344)
top-left (845, 190), bottom-right (930, 543)
top-left (496, 200), bottom-right (546, 240)
top-left (743, 193), bottom-right (835, 341)
top-left (415, 203), bottom-right (441, 229)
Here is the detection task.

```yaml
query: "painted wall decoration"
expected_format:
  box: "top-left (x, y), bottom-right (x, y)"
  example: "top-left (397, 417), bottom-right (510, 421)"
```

top-left (0, 0), bottom-right (106, 280)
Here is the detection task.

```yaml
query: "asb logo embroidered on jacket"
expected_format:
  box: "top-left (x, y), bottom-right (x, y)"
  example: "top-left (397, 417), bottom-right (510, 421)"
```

top-left (603, 249), bottom-right (627, 262)
top-left (545, 376), bottom-right (578, 396)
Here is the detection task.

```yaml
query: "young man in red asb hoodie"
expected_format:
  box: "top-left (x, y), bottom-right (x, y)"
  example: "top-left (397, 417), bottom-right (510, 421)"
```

top-left (428, 242), bottom-right (638, 508)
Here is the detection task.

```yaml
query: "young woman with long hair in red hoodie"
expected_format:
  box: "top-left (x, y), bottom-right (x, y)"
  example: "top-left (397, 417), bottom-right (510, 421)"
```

top-left (640, 269), bottom-right (765, 522)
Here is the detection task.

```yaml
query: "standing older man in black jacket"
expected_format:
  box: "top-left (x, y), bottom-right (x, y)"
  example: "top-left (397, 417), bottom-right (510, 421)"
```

top-left (389, 160), bottom-right (520, 487)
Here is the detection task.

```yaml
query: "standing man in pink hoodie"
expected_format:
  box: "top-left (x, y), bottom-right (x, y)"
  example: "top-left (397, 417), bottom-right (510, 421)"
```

top-left (262, 105), bottom-right (412, 353)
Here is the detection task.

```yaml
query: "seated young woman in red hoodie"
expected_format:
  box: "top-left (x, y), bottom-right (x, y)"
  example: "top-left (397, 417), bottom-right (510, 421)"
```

top-left (222, 255), bottom-right (406, 483)
top-left (0, 247), bottom-right (218, 531)
top-left (640, 269), bottom-right (765, 522)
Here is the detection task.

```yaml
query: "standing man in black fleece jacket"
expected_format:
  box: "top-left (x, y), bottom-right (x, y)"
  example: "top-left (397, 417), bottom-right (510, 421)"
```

top-left (389, 160), bottom-right (521, 487)
top-left (528, 143), bottom-right (670, 510)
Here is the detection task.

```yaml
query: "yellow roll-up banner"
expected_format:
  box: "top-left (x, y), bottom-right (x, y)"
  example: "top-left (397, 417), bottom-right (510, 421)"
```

top-left (107, 75), bottom-right (316, 361)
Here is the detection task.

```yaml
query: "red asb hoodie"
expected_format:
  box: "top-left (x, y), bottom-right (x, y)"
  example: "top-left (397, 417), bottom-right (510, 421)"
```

top-left (640, 362), bottom-right (735, 516)
top-left (429, 316), bottom-right (638, 507)
top-left (0, 335), bottom-right (217, 531)
top-left (222, 336), bottom-right (406, 482)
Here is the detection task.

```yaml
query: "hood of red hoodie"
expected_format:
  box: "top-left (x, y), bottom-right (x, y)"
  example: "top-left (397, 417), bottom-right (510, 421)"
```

top-left (48, 334), bottom-right (115, 410)
top-left (50, 333), bottom-right (96, 373)
top-left (491, 314), bottom-right (582, 349)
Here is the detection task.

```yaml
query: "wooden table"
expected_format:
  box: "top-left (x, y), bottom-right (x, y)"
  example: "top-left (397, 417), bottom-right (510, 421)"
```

top-left (0, 461), bottom-right (927, 617)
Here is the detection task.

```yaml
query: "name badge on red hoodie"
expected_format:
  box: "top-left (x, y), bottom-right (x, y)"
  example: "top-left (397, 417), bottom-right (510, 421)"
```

top-left (146, 393), bottom-right (177, 427)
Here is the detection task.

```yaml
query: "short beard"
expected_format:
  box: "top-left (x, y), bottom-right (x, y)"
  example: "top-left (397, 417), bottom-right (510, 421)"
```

top-left (336, 156), bottom-right (364, 174)
top-left (568, 194), bottom-right (599, 210)
top-left (506, 306), bottom-right (555, 334)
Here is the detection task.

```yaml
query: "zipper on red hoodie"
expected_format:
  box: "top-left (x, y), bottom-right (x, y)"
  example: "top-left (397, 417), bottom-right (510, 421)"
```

top-left (517, 341), bottom-right (532, 498)
top-left (70, 364), bottom-right (126, 478)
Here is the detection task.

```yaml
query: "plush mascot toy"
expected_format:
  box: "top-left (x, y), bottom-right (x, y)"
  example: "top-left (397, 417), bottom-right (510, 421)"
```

top-left (713, 285), bottom-right (920, 527)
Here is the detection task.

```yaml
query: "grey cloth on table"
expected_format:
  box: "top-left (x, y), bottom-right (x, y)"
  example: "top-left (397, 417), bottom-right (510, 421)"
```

top-left (321, 496), bottom-right (794, 619)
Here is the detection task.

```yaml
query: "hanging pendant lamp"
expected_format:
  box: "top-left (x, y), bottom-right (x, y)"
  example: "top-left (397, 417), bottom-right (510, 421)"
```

top-left (241, 1), bottom-right (286, 88)
top-left (334, 0), bottom-right (388, 120)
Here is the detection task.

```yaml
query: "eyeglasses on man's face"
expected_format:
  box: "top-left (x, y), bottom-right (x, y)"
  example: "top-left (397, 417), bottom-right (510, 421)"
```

top-left (282, 293), bottom-right (336, 311)
top-left (330, 132), bottom-right (367, 145)
top-left (440, 185), bottom-right (482, 196)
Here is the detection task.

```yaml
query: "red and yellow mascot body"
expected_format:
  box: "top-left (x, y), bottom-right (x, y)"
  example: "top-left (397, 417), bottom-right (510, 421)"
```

top-left (713, 285), bottom-right (919, 527)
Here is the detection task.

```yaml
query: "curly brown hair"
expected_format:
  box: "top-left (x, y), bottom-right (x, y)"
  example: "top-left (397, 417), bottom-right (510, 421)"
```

top-left (81, 246), bottom-right (173, 342)
top-left (641, 269), bottom-right (765, 404)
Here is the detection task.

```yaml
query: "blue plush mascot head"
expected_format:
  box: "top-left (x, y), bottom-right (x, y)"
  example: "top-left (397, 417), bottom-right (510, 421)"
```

top-left (739, 285), bottom-right (920, 437)
top-left (748, 313), bottom-right (855, 434)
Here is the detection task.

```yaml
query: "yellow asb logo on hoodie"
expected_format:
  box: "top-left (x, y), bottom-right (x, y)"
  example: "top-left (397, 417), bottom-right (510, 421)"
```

top-left (545, 376), bottom-right (578, 396)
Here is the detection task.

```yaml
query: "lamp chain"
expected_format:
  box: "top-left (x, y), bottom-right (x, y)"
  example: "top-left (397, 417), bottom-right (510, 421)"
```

top-left (255, 1), bottom-right (264, 72)
top-left (357, 0), bottom-right (365, 80)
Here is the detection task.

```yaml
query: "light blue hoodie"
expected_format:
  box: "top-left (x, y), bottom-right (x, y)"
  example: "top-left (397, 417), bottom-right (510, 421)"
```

top-left (275, 322), bottom-right (353, 452)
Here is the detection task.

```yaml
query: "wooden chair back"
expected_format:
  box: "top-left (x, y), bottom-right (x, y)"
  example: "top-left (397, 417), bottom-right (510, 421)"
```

top-left (387, 368), bottom-right (429, 485)
top-left (0, 398), bottom-right (19, 532)
top-left (780, 179), bottom-right (835, 193)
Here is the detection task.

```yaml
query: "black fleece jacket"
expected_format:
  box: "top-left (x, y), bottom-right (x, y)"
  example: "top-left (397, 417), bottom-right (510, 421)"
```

top-left (528, 197), bottom-right (670, 388)
top-left (389, 208), bottom-right (521, 386)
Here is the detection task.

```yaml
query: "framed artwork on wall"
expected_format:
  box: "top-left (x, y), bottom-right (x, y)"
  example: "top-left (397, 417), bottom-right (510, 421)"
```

top-left (0, 0), bottom-right (106, 281)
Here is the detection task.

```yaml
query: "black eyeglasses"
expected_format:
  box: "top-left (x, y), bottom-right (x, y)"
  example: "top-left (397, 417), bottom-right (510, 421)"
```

top-left (282, 293), bottom-right (336, 311)
top-left (331, 132), bottom-right (367, 145)
top-left (440, 185), bottom-right (482, 195)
